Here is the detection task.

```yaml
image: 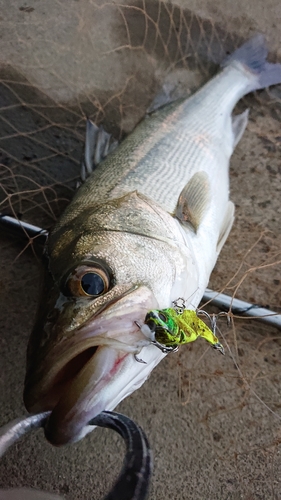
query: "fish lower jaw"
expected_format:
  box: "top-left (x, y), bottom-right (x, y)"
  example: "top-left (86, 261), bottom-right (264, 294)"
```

top-left (43, 345), bottom-right (129, 445)
top-left (24, 335), bottom-right (150, 411)
top-left (30, 340), bottom-right (160, 446)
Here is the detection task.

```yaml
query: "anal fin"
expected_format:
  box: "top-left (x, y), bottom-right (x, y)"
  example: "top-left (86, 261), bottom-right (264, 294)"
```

top-left (232, 109), bottom-right (249, 148)
top-left (175, 171), bottom-right (210, 232)
top-left (216, 201), bottom-right (235, 254)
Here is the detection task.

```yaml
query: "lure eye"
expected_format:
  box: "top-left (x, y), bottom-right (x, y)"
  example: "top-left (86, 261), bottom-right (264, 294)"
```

top-left (158, 312), bottom-right (167, 323)
top-left (64, 265), bottom-right (111, 298)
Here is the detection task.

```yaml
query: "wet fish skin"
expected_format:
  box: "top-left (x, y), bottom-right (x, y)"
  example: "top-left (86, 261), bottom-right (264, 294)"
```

top-left (24, 35), bottom-right (281, 445)
top-left (24, 194), bottom-right (197, 443)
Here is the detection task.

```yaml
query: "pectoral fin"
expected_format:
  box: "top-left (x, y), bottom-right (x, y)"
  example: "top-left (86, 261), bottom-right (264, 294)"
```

top-left (175, 171), bottom-right (210, 232)
top-left (216, 201), bottom-right (235, 253)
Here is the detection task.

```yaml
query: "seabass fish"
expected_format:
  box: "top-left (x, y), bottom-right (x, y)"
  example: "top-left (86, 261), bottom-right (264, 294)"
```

top-left (24, 36), bottom-right (281, 444)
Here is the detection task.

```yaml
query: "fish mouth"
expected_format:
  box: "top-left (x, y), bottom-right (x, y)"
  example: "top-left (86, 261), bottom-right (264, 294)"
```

top-left (24, 286), bottom-right (164, 445)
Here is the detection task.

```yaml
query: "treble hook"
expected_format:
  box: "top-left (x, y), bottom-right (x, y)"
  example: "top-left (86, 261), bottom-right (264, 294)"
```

top-left (196, 309), bottom-right (228, 355)
top-left (197, 309), bottom-right (231, 335)
top-left (134, 320), bottom-right (179, 359)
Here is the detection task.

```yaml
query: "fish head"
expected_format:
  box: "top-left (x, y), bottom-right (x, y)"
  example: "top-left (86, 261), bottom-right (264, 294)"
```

top-left (24, 192), bottom-right (199, 445)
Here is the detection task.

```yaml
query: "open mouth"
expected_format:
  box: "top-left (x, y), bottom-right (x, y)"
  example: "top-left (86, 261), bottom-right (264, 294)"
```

top-left (26, 339), bottom-right (167, 446)
top-left (24, 285), bottom-right (162, 445)
top-left (42, 344), bottom-right (130, 445)
top-left (24, 336), bottom-right (134, 443)
top-left (47, 346), bottom-right (99, 406)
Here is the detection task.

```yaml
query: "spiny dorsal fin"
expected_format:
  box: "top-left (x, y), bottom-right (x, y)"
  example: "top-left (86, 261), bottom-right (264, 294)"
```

top-left (216, 201), bottom-right (235, 254)
top-left (175, 171), bottom-right (210, 232)
top-left (78, 119), bottom-right (118, 187)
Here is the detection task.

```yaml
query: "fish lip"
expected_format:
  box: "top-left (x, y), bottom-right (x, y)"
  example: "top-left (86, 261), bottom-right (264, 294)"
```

top-left (24, 285), bottom-right (144, 408)
top-left (24, 332), bottom-right (139, 445)
top-left (24, 317), bottom-right (142, 413)
top-left (24, 286), bottom-right (160, 444)
top-left (43, 345), bottom-right (129, 445)
top-left (43, 341), bottom-right (167, 446)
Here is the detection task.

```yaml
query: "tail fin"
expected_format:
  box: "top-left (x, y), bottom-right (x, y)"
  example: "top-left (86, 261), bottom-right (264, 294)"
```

top-left (222, 35), bottom-right (281, 90)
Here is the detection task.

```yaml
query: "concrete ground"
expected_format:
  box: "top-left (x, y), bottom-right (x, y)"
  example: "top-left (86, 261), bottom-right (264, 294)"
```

top-left (0, 1), bottom-right (281, 498)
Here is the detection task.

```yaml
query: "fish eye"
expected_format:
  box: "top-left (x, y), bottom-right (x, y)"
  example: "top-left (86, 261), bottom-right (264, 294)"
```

top-left (80, 272), bottom-right (106, 295)
top-left (64, 264), bottom-right (111, 298)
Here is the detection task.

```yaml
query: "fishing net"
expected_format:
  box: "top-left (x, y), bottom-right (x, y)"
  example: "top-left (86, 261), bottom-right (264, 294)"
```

top-left (0, 1), bottom-right (281, 498)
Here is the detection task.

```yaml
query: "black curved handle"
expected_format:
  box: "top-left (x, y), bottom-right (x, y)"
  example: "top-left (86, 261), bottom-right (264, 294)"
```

top-left (90, 412), bottom-right (152, 500)
top-left (0, 411), bottom-right (152, 500)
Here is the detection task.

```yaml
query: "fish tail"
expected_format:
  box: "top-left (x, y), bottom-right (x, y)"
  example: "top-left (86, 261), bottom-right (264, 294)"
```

top-left (222, 34), bottom-right (281, 90)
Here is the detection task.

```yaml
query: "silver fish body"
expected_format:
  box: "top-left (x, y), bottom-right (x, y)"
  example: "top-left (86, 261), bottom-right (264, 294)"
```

top-left (23, 35), bottom-right (281, 444)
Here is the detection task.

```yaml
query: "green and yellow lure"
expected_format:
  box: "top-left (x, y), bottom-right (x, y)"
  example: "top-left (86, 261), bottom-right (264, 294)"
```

top-left (141, 306), bottom-right (224, 355)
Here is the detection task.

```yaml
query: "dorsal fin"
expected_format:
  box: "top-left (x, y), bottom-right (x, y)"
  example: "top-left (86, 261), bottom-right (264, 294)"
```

top-left (216, 201), bottom-right (235, 254)
top-left (175, 171), bottom-right (210, 232)
top-left (79, 120), bottom-right (118, 186)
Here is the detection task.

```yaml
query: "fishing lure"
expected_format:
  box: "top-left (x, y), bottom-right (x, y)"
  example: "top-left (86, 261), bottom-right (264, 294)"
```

top-left (140, 298), bottom-right (225, 355)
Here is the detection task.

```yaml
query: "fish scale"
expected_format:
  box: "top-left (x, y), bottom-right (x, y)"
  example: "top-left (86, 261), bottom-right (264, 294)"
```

top-left (69, 71), bottom-right (245, 217)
